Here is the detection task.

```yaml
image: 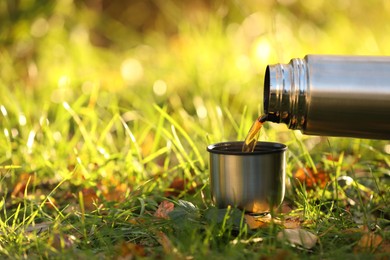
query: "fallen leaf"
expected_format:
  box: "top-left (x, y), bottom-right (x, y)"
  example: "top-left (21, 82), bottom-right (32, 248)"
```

top-left (98, 176), bottom-right (129, 202)
top-left (294, 167), bottom-right (329, 190)
top-left (279, 201), bottom-right (294, 214)
top-left (44, 196), bottom-right (58, 210)
top-left (376, 239), bottom-right (390, 255)
top-left (260, 249), bottom-right (292, 260)
top-left (128, 217), bottom-right (146, 225)
top-left (49, 233), bottom-right (76, 250)
top-left (155, 230), bottom-right (192, 259)
top-left (156, 231), bottom-right (175, 254)
top-left (277, 228), bottom-right (318, 249)
top-left (12, 173), bottom-right (34, 197)
top-left (81, 187), bottom-right (99, 210)
top-left (245, 215), bottom-right (268, 229)
top-left (140, 133), bottom-right (155, 158)
top-left (342, 227), bottom-right (364, 234)
top-left (117, 242), bottom-right (146, 260)
top-left (244, 214), bottom-right (281, 229)
top-left (354, 232), bottom-right (383, 253)
top-left (154, 200), bottom-right (174, 219)
top-left (164, 177), bottom-right (196, 197)
top-left (101, 183), bottom-right (128, 202)
top-left (283, 217), bottom-right (301, 229)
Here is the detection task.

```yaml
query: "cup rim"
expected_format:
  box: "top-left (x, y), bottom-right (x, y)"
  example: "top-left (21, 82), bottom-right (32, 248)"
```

top-left (207, 141), bottom-right (287, 155)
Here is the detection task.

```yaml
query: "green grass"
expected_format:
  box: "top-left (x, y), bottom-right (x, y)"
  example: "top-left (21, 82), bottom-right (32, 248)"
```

top-left (0, 0), bottom-right (389, 259)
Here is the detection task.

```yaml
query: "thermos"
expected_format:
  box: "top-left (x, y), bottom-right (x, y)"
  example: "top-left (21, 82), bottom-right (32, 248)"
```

top-left (263, 55), bottom-right (390, 139)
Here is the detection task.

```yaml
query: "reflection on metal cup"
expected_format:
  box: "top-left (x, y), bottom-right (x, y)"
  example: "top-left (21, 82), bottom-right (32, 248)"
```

top-left (207, 141), bottom-right (287, 213)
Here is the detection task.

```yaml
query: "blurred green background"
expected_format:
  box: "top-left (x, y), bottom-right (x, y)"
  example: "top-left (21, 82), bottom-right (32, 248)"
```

top-left (1, 2), bottom-right (390, 258)
top-left (1, 0), bottom-right (389, 183)
top-left (3, 0), bottom-right (390, 114)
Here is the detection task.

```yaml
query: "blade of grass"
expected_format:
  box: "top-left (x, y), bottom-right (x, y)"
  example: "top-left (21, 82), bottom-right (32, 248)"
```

top-left (370, 169), bottom-right (388, 205)
top-left (78, 191), bottom-right (87, 239)
top-left (97, 113), bottom-right (120, 146)
top-left (237, 106), bottom-right (248, 141)
top-left (151, 105), bottom-right (167, 153)
top-left (154, 104), bottom-right (205, 169)
top-left (63, 101), bottom-right (95, 151)
top-left (142, 146), bottom-right (170, 165)
top-left (170, 124), bottom-right (198, 176)
top-left (292, 131), bottom-right (317, 173)
top-left (0, 165), bottom-right (21, 170)
top-left (119, 115), bottom-right (143, 163)
top-left (223, 106), bottom-right (240, 137)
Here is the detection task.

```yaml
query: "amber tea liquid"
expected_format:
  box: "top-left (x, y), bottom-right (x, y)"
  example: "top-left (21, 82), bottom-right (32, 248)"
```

top-left (242, 114), bottom-right (268, 152)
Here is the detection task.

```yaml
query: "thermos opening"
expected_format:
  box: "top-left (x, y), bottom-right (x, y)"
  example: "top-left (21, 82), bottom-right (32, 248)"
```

top-left (263, 66), bottom-right (270, 115)
top-left (263, 66), bottom-right (279, 123)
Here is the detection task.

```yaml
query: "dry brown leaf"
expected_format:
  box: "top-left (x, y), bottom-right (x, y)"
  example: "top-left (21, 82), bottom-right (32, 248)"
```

top-left (128, 217), bottom-right (146, 225)
top-left (117, 242), bottom-right (146, 260)
top-left (101, 183), bottom-right (128, 202)
top-left (244, 214), bottom-right (281, 229)
top-left (49, 233), bottom-right (76, 250)
top-left (156, 231), bottom-right (174, 254)
top-left (259, 249), bottom-right (292, 260)
top-left (245, 215), bottom-right (268, 229)
top-left (354, 232), bottom-right (383, 253)
top-left (98, 176), bottom-right (129, 202)
top-left (376, 239), bottom-right (390, 255)
top-left (294, 167), bottom-right (329, 190)
top-left (283, 218), bottom-right (301, 229)
top-left (154, 200), bottom-right (175, 219)
top-left (342, 227), bottom-right (364, 234)
top-left (45, 196), bottom-right (58, 210)
top-left (140, 133), bottom-right (155, 158)
top-left (81, 187), bottom-right (99, 210)
top-left (12, 173), bottom-right (34, 197)
top-left (277, 228), bottom-right (318, 249)
top-left (279, 202), bottom-right (293, 214)
top-left (164, 177), bottom-right (196, 197)
top-left (155, 231), bottom-right (189, 259)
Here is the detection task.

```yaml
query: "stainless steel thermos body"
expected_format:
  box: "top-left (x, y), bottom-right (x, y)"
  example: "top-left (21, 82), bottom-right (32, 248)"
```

top-left (264, 55), bottom-right (390, 139)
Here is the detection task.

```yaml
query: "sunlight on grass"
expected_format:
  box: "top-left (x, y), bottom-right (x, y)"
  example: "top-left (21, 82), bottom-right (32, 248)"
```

top-left (0, 0), bottom-right (389, 258)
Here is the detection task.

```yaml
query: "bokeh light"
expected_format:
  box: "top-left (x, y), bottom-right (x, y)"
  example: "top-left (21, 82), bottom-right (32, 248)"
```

top-left (121, 58), bottom-right (144, 85)
top-left (153, 79), bottom-right (167, 96)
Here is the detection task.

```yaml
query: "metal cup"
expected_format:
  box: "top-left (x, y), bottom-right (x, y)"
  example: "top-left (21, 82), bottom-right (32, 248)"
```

top-left (207, 141), bottom-right (287, 213)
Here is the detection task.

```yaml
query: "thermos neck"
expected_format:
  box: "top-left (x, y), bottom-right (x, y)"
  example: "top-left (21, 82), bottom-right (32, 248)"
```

top-left (263, 58), bottom-right (308, 130)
